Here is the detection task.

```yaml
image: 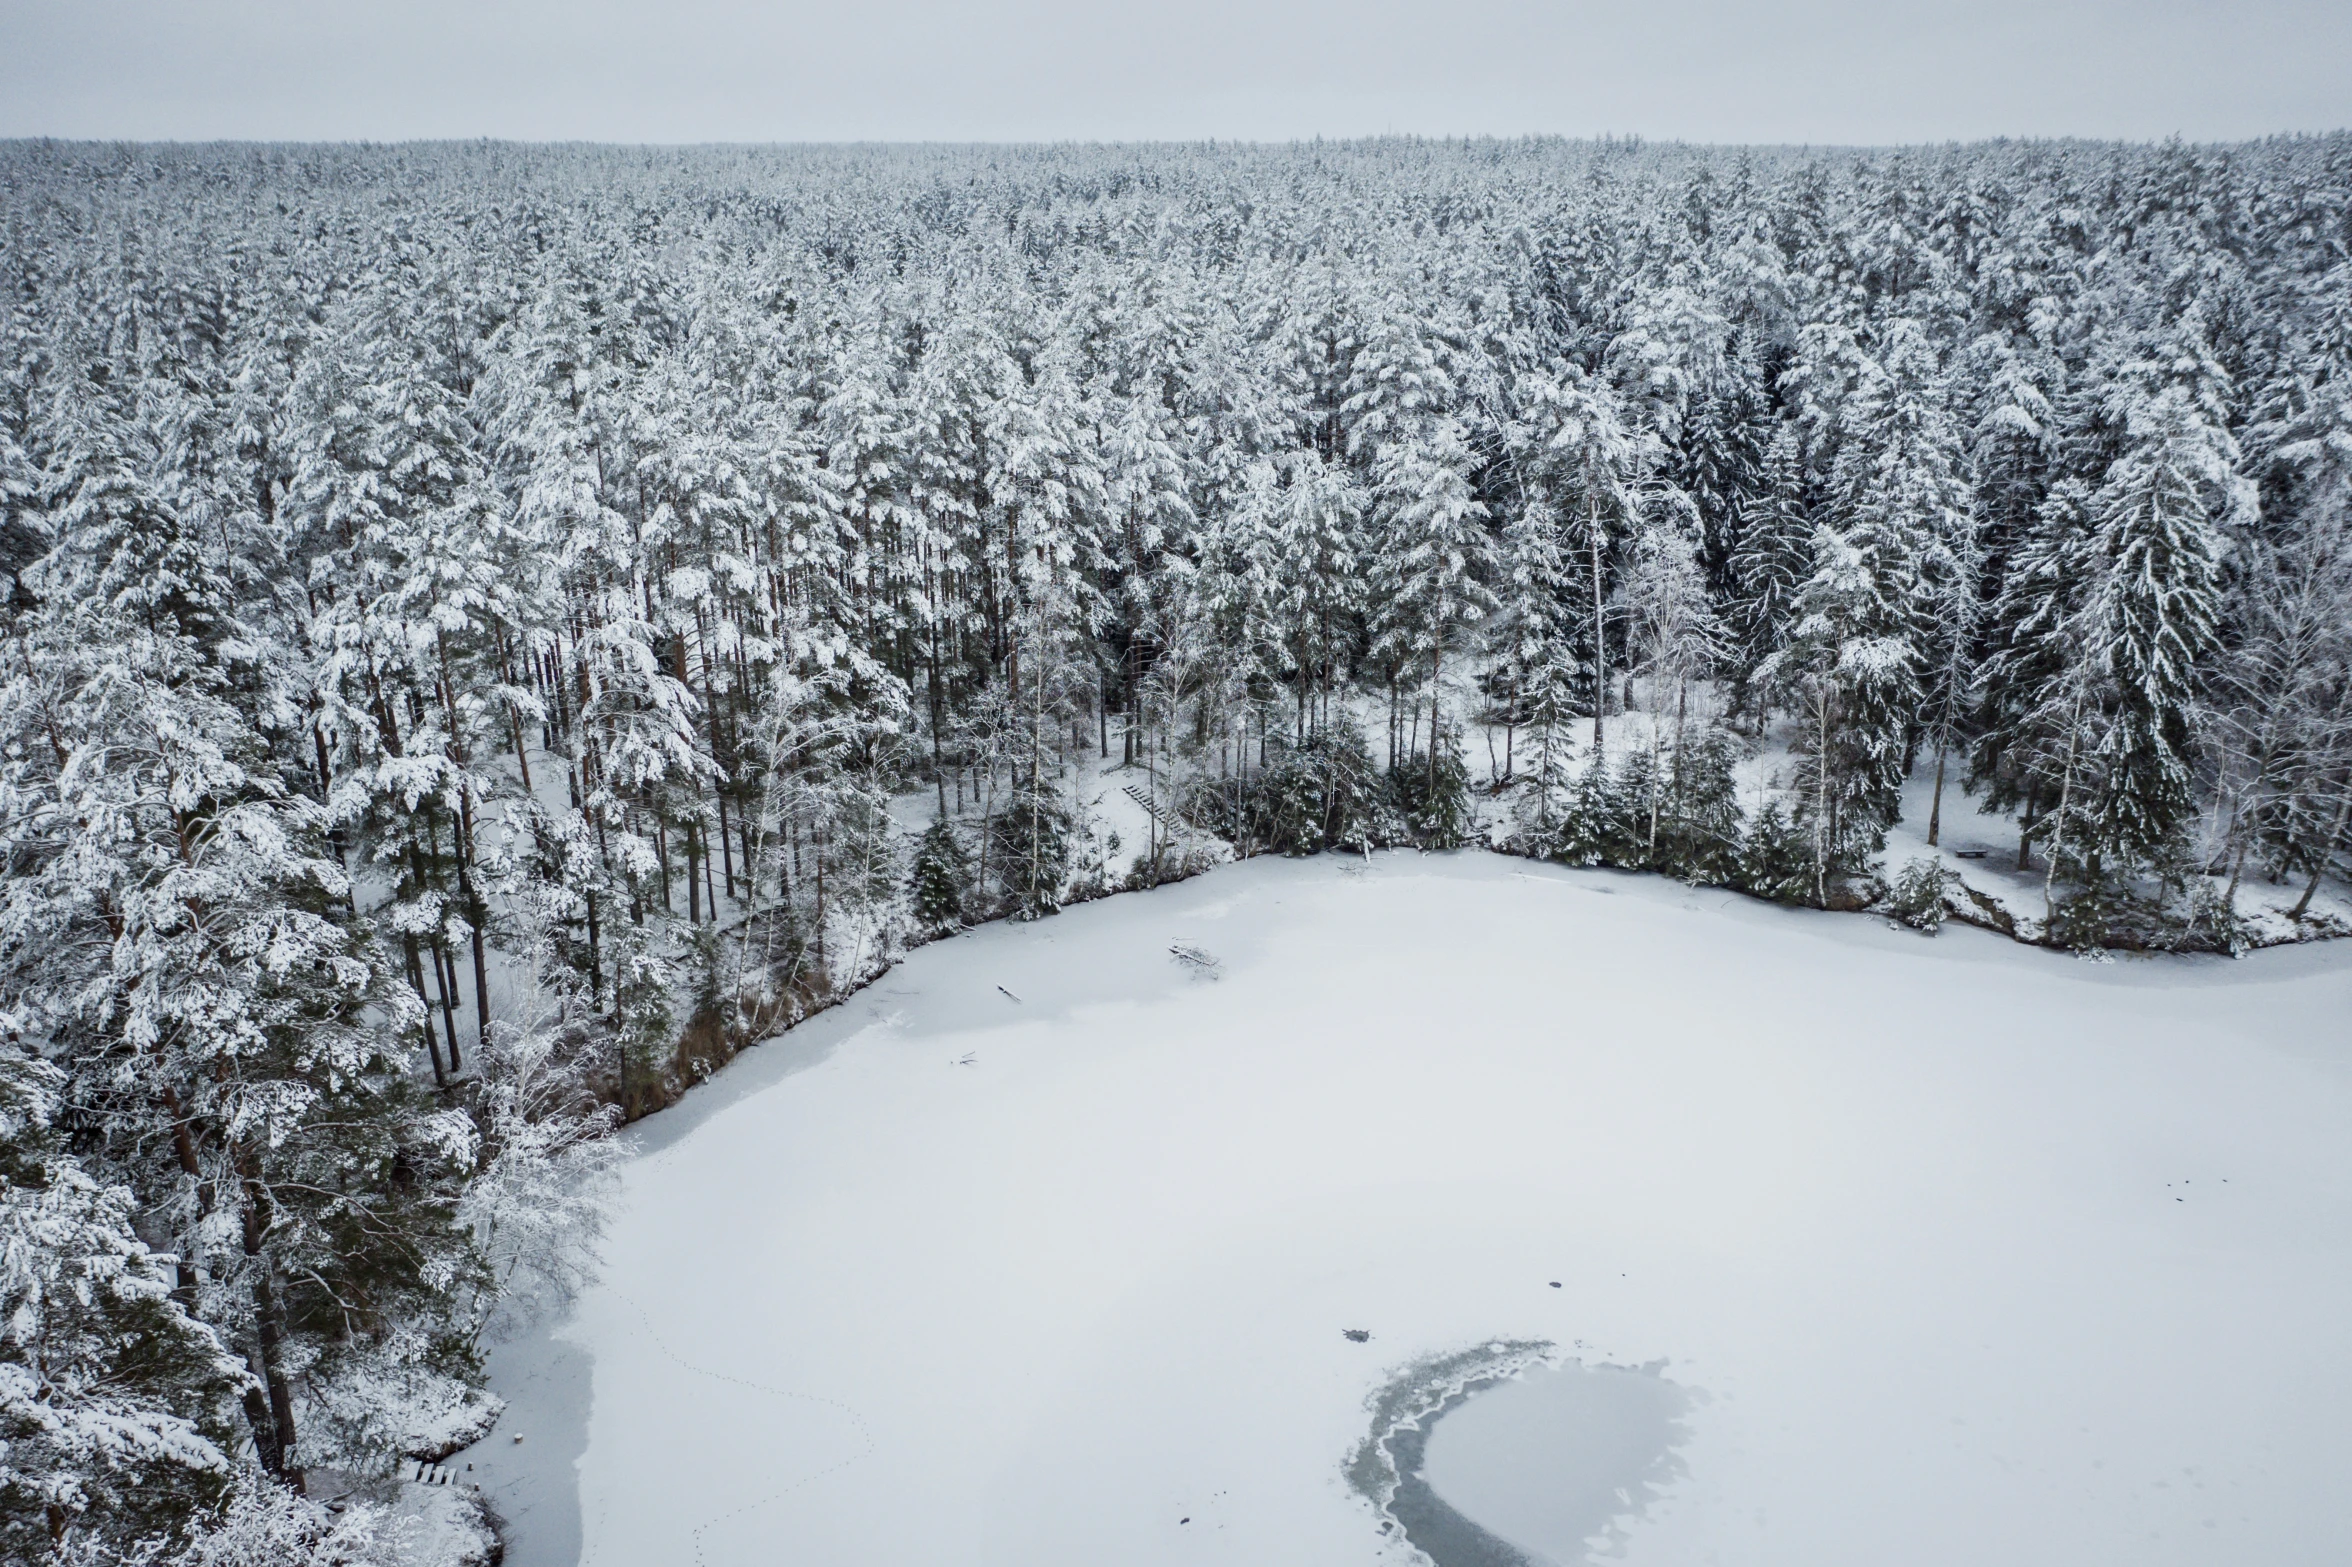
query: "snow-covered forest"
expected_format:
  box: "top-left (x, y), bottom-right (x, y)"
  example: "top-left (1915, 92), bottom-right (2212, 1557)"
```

top-left (4, 133), bottom-right (2352, 1563)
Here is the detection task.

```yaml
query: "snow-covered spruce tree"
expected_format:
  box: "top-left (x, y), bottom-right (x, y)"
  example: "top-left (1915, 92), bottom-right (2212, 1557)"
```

top-left (1962, 328), bottom-right (2061, 591)
top-left (1673, 334), bottom-right (1772, 595)
top-left (1389, 724), bottom-right (1475, 848)
top-left (1347, 285), bottom-right (1476, 774)
top-left (1248, 717), bottom-right (1391, 857)
top-left (1621, 508), bottom-right (1727, 860)
top-left (1724, 424), bottom-right (1815, 724)
top-left (1762, 321), bottom-right (1973, 879)
top-left (1825, 321), bottom-right (1973, 687)
top-left (1551, 746), bottom-right (1650, 870)
top-left (1738, 798), bottom-right (1819, 904)
top-left (1603, 281), bottom-right (1727, 455)
top-left (907, 816), bottom-right (972, 935)
top-left (2248, 365), bottom-right (2352, 916)
top-left (2077, 380), bottom-right (2249, 882)
top-left (1268, 451), bottom-right (1363, 742)
top-left (1493, 480), bottom-right (1586, 838)
top-left (1648, 727), bottom-right (1746, 886)
top-left (1889, 854), bottom-right (1955, 932)
top-left (990, 782), bottom-right (1076, 914)
top-left (1969, 480), bottom-right (2098, 869)
top-left (1365, 415), bottom-right (1495, 832)
top-left (1757, 526), bottom-right (1918, 901)
top-left (1517, 367), bottom-right (1657, 762)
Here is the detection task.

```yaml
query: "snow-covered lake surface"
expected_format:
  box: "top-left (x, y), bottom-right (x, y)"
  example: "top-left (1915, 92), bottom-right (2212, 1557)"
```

top-left (463, 852), bottom-right (2352, 1566)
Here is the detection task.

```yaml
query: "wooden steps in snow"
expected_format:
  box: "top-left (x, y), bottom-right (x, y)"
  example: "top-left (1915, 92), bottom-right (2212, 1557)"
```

top-left (1122, 783), bottom-right (1175, 831)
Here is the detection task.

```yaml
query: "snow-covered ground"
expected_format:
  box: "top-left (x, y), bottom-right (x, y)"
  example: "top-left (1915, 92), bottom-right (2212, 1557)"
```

top-left (884, 745), bottom-right (1225, 889)
top-left (463, 851), bottom-right (2352, 1566)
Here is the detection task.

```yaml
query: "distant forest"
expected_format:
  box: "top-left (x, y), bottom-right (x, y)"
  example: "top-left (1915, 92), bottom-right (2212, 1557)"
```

top-left (3, 136), bottom-right (2350, 1562)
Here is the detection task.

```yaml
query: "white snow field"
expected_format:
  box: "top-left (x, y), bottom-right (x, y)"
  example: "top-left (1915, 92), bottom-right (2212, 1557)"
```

top-left (465, 852), bottom-right (2352, 1567)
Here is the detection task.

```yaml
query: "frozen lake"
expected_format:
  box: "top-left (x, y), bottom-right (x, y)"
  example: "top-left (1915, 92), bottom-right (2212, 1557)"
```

top-left (462, 852), bottom-right (2352, 1566)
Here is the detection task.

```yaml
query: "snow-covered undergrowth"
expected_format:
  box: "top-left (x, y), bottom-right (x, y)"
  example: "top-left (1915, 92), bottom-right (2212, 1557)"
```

top-left (466, 852), bottom-right (2352, 1566)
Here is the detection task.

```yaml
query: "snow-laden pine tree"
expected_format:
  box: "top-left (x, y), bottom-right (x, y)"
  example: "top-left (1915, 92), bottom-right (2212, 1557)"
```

top-left (1492, 478), bottom-right (1584, 829)
top-left (1675, 332), bottom-right (1772, 593)
top-left (1758, 525), bottom-right (1919, 900)
top-left (6, 356), bottom-right (476, 1500)
top-left (1366, 415), bottom-right (1496, 808)
top-left (2246, 342), bottom-right (2352, 916)
top-left (1518, 366), bottom-right (1657, 760)
top-left (1, 1040), bottom-right (245, 1560)
top-left (1970, 480), bottom-right (2099, 869)
top-left (1268, 451), bottom-right (1363, 741)
top-left (1725, 424), bottom-right (1815, 721)
top-left (292, 307), bottom-right (513, 1082)
top-left (1917, 508), bottom-right (1984, 847)
top-left (1099, 389), bottom-right (1196, 757)
top-left (1621, 508), bottom-right (1727, 856)
top-left (2078, 378), bottom-right (2250, 878)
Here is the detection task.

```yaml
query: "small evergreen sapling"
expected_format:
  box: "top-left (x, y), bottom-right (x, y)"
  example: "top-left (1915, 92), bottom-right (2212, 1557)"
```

top-left (1656, 731), bottom-right (1747, 886)
top-left (1889, 856), bottom-right (1955, 932)
top-left (1247, 721), bottom-right (1393, 856)
top-left (909, 817), bottom-right (972, 935)
top-left (1738, 801), bottom-right (1819, 905)
top-left (1390, 729), bottom-right (1474, 849)
top-left (989, 783), bottom-right (1075, 918)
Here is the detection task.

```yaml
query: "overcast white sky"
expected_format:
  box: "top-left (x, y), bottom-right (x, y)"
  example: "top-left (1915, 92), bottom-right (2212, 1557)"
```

top-left (2, 0), bottom-right (2346, 145)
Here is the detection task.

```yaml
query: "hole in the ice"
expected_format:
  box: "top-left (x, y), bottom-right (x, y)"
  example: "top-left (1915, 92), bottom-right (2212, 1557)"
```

top-left (1354, 1350), bottom-right (1693, 1567)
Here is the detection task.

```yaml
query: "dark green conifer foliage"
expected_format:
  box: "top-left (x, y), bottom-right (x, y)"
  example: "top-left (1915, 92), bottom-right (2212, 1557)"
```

top-left (989, 784), bottom-right (1075, 920)
top-left (909, 817), bottom-right (972, 934)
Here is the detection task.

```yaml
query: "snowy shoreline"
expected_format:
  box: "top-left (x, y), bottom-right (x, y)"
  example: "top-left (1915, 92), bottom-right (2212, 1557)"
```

top-left (642, 776), bottom-right (2352, 1143)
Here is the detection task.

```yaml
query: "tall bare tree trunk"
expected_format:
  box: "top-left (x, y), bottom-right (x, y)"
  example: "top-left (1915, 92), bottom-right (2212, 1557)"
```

top-left (460, 786), bottom-right (492, 1052)
top-left (404, 938), bottom-right (446, 1089)
top-left (161, 1085), bottom-right (210, 1309)
top-left (1427, 646), bottom-right (1443, 804)
top-left (1926, 744), bottom-right (1948, 847)
top-left (1813, 683), bottom-right (1831, 907)
top-left (2043, 693), bottom-right (2085, 932)
top-left (239, 1161), bottom-right (302, 1492)
top-left (1589, 490), bottom-right (1607, 760)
